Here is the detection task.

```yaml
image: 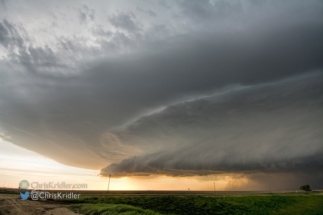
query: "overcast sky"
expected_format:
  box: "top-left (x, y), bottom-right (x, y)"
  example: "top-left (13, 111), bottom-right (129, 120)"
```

top-left (0, 0), bottom-right (322, 190)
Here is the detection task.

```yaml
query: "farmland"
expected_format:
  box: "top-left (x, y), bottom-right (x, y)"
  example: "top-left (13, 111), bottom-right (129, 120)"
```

top-left (67, 192), bottom-right (323, 215)
top-left (1, 189), bottom-right (323, 215)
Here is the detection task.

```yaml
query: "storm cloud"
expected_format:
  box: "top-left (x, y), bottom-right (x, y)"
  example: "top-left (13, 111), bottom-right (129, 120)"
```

top-left (0, 0), bottom-right (322, 188)
top-left (100, 74), bottom-right (323, 175)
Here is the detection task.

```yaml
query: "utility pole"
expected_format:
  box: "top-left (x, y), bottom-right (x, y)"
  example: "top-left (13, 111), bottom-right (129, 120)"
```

top-left (107, 175), bottom-right (111, 191)
top-left (214, 182), bottom-right (215, 192)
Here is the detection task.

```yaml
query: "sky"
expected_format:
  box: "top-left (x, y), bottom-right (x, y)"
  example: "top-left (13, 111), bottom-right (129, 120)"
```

top-left (0, 0), bottom-right (322, 191)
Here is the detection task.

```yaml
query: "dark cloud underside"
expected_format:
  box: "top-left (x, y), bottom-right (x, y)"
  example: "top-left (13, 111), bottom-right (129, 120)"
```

top-left (100, 74), bottom-right (323, 176)
top-left (0, 1), bottom-right (322, 189)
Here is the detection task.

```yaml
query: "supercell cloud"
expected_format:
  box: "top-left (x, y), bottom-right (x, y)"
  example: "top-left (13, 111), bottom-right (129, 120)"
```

top-left (0, 0), bottom-right (322, 188)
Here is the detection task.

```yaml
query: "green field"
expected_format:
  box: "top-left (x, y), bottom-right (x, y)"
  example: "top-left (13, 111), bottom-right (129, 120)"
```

top-left (67, 193), bottom-right (323, 215)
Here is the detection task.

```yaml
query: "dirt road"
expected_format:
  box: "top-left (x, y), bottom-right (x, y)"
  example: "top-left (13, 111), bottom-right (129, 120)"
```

top-left (0, 194), bottom-right (78, 215)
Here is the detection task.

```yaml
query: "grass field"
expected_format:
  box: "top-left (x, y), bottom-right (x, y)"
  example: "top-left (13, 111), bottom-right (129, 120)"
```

top-left (1, 188), bottom-right (322, 214)
top-left (66, 192), bottom-right (323, 215)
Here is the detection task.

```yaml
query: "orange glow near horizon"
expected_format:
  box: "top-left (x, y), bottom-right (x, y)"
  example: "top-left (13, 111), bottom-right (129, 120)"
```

top-left (0, 139), bottom-right (255, 191)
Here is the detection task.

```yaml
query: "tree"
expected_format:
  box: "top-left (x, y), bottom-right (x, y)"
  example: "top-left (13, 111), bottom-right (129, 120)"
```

top-left (300, 184), bottom-right (311, 191)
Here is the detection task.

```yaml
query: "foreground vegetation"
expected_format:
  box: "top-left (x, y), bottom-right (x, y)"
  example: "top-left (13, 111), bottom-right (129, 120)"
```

top-left (67, 193), bottom-right (323, 215)
top-left (69, 204), bottom-right (161, 215)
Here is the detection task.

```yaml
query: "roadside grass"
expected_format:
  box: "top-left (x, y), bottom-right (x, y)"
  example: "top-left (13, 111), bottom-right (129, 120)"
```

top-left (65, 194), bottom-right (323, 215)
top-left (69, 203), bottom-right (161, 215)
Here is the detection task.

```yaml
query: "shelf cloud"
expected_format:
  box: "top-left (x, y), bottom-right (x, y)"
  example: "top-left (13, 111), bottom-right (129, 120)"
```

top-left (100, 74), bottom-right (323, 175)
top-left (0, 0), bottom-right (322, 188)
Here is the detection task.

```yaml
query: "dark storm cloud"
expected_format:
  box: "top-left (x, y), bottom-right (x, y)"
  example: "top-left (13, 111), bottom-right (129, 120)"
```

top-left (0, 0), bottom-right (322, 174)
top-left (0, 19), bottom-right (24, 48)
top-left (0, 22), bottom-right (8, 45)
top-left (242, 171), bottom-right (323, 190)
top-left (0, 19), bottom-right (69, 74)
top-left (136, 7), bottom-right (156, 17)
top-left (99, 76), bottom-right (323, 189)
top-left (78, 5), bottom-right (95, 24)
top-left (82, 19), bottom-right (323, 120)
top-left (178, 0), bottom-right (213, 21)
top-left (0, 0), bottom-right (6, 9)
top-left (92, 27), bottom-right (113, 38)
top-left (19, 46), bottom-right (69, 73)
top-left (100, 74), bottom-right (323, 177)
top-left (109, 12), bottom-right (141, 33)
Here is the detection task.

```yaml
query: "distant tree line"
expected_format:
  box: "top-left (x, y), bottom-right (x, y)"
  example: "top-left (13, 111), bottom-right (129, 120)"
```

top-left (299, 184), bottom-right (311, 191)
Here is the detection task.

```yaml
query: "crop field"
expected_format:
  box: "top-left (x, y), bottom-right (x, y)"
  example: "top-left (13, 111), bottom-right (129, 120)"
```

top-left (1, 189), bottom-right (323, 215)
top-left (67, 192), bottom-right (323, 215)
